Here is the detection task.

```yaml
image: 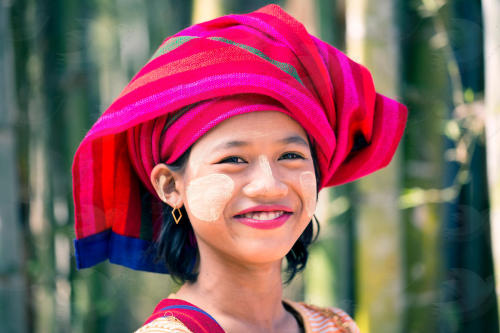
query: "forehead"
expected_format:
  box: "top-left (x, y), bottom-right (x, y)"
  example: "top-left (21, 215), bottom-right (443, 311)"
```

top-left (193, 111), bottom-right (309, 150)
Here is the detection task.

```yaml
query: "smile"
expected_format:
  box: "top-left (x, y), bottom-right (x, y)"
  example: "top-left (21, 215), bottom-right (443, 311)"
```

top-left (234, 211), bottom-right (292, 230)
top-left (241, 211), bottom-right (285, 220)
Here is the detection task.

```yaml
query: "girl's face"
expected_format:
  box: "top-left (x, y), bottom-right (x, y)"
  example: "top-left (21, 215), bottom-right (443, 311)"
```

top-left (156, 111), bottom-right (317, 267)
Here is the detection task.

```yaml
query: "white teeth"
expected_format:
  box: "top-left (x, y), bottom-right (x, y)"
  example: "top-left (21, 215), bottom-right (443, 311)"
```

top-left (242, 211), bottom-right (284, 220)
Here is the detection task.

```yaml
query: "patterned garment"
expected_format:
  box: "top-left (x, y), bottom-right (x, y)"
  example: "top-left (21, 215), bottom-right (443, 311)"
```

top-left (135, 299), bottom-right (360, 333)
top-left (72, 4), bottom-right (407, 273)
top-left (136, 317), bottom-right (194, 333)
top-left (138, 298), bottom-right (225, 333)
top-left (285, 301), bottom-right (360, 333)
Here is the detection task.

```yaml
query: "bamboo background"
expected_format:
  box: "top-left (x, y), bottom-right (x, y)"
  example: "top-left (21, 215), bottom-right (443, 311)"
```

top-left (1, 0), bottom-right (499, 332)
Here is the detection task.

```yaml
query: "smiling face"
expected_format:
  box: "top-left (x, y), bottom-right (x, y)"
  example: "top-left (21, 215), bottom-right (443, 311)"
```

top-left (152, 111), bottom-right (317, 267)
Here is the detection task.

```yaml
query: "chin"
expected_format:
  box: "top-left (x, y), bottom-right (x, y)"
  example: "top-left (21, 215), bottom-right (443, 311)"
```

top-left (231, 240), bottom-right (294, 264)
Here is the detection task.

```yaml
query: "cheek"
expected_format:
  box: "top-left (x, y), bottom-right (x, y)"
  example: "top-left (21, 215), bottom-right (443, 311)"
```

top-left (186, 174), bottom-right (234, 222)
top-left (299, 171), bottom-right (317, 218)
top-left (187, 152), bottom-right (204, 179)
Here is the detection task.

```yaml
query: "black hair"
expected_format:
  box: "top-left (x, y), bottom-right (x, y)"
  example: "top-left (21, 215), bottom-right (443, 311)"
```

top-left (154, 146), bottom-right (198, 284)
top-left (155, 143), bottom-right (321, 284)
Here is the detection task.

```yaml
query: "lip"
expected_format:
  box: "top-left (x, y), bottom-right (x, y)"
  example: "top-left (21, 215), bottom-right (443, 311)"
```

top-left (235, 212), bottom-right (292, 230)
top-left (234, 205), bottom-right (293, 216)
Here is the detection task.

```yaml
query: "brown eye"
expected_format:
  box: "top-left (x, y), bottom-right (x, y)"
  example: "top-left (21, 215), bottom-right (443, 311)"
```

top-left (218, 156), bottom-right (247, 164)
top-left (279, 152), bottom-right (304, 160)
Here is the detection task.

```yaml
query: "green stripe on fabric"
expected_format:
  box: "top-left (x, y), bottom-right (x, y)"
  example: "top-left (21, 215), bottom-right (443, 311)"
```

top-left (207, 36), bottom-right (303, 85)
top-left (150, 36), bottom-right (197, 61)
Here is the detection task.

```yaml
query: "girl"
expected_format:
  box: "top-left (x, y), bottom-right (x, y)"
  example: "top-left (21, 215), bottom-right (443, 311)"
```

top-left (72, 4), bottom-right (407, 332)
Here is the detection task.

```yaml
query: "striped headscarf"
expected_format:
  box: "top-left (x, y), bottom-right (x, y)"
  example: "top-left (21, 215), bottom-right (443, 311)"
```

top-left (73, 4), bottom-right (407, 272)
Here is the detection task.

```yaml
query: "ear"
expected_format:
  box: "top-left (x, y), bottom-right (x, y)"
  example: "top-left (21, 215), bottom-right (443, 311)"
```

top-left (150, 164), bottom-right (184, 209)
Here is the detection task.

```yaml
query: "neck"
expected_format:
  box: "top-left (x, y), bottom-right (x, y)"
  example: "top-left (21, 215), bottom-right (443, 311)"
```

top-left (172, 248), bottom-right (293, 331)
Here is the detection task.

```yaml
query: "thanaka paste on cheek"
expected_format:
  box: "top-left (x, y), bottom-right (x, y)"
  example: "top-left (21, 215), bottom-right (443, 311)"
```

top-left (186, 173), bottom-right (234, 222)
top-left (300, 171), bottom-right (317, 218)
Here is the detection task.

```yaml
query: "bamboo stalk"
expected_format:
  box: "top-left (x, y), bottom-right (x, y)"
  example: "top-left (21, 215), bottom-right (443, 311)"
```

top-left (192, 0), bottom-right (223, 24)
top-left (345, 0), bottom-right (404, 331)
top-left (0, 2), bottom-right (28, 332)
top-left (483, 0), bottom-right (500, 324)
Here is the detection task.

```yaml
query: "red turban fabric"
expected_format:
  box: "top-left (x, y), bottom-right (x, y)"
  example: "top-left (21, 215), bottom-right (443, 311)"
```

top-left (73, 4), bottom-right (407, 272)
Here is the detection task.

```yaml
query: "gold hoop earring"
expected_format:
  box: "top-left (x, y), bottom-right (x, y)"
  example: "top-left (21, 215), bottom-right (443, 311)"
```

top-left (171, 204), bottom-right (182, 224)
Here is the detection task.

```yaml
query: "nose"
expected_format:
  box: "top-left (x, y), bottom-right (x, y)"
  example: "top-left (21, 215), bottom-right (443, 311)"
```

top-left (242, 155), bottom-right (288, 199)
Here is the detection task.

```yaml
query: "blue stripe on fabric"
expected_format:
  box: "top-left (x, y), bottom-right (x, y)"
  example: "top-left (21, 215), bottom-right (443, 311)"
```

top-left (74, 230), bottom-right (169, 273)
top-left (74, 229), bottom-right (111, 268)
top-left (159, 305), bottom-right (219, 324)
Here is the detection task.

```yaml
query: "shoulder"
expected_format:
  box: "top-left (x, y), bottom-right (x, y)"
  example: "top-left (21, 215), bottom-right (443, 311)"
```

top-left (284, 300), bottom-right (360, 333)
top-left (135, 298), bottom-right (225, 333)
top-left (134, 316), bottom-right (193, 333)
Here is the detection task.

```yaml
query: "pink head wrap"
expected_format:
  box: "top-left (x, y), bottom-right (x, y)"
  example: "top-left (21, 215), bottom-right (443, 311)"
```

top-left (73, 4), bottom-right (407, 272)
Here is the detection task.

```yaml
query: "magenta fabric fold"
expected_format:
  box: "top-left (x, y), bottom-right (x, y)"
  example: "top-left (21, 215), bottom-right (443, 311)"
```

top-left (72, 4), bottom-right (408, 272)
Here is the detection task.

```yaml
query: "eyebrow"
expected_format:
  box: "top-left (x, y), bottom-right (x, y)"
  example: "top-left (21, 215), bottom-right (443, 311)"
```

top-left (211, 135), bottom-right (309, 152)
